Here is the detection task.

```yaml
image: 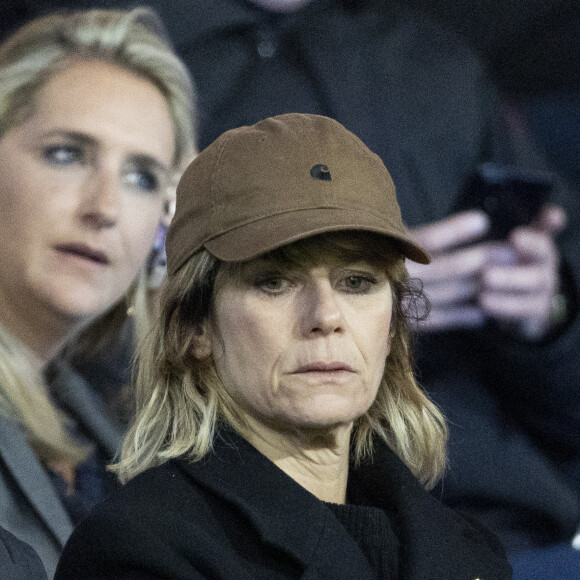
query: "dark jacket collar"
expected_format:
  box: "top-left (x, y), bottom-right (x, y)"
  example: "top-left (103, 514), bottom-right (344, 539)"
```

top-left (177, 428), bottom-right (511, 579)
top-left (351, 441), bottom-right (511, 578)
top-left (177, 429), bottom-right (375, 578)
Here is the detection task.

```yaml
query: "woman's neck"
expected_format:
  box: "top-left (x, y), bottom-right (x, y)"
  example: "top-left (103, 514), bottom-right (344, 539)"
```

top-left (240, 418), bottom-right (353, 504)
top-left (0, 303), bottom-right (86, 370)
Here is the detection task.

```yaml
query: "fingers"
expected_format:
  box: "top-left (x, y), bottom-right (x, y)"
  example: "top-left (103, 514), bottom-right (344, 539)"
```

top-left (509, 226), bottom-right (561, 265)
top-left (408, 212), bottom-right (492, 333)
top-left (479, 292), bottom-right (551, 320)
top-left (483, 261), bottom-right (552, 294)
top-left (410, 210), bottom-right (489, 254)
top-left (407, 243), bottom-right (491, 282)
top-left (531, 204), bottom-right (566, 234)
top-left (483, 230), bottom-right (558, 298)
top-left (418, 305), bottom-right (486, 333)
top-left (480, 228), bottom-right (560, 339)
top-left (424, 278), bottom-right (481, 305)
top-left (408, 208), bottom-right (563, 338)
top-left (407, 243), bottom-right (491, 333)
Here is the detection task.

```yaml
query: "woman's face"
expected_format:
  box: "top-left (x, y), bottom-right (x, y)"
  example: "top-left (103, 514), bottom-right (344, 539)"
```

top-left (204, 248), bottom-right (394, 433)
top-left (0, 60), bottom-right (175, 328)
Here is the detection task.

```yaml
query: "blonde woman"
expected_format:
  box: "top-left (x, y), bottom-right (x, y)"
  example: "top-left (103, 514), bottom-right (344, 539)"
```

top-left (58, 114), bottom-right (511, 579)
top-left (0, 8), bottom-right (196, 578)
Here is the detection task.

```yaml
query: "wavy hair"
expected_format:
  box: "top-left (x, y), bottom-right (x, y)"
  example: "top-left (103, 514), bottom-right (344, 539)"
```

top-left (116, 232), bottom-right (447, 488)
top-left (0, 7), bottom-right (197, 465)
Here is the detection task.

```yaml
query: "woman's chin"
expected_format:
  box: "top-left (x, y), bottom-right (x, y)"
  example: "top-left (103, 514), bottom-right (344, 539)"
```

top-left (43, 292), bottom-right (122, 325)
top-left (268, 403), bottom-right (369, 434)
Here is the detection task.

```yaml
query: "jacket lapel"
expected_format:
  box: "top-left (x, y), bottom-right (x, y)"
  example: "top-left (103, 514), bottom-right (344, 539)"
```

top-left (352, 441), bottom-right (512, 579)
top-left (47, 361), bottom-right (124, 458)
top-left (0, 363), bottom-right (123, 551)
top-left (0, 417), bottom-right (72, 547)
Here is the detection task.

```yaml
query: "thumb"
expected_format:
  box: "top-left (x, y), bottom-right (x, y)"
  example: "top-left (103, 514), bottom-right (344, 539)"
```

top-left (532, 204), bottom-right (566, 235)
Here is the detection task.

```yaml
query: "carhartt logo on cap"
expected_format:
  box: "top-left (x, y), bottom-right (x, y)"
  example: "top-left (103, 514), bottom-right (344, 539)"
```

top-left (310, 164), bottom-right (332, 181)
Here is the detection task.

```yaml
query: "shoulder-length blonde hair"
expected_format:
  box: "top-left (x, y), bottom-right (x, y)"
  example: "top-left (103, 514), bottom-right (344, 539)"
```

top-left (0, 7), bottom-right (197, 466)
top-left (116, 232), bottom-right (447, 488)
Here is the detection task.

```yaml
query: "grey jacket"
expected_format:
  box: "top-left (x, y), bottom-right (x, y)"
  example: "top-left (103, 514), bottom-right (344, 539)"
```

top-left (0, 362), bottom-right (124, 579)
top-left (0, 525), bottom-right (47, 580)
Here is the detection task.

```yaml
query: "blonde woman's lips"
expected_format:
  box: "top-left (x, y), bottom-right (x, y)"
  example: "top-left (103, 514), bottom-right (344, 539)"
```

top-left (55, 243), bottom-right (110, 265)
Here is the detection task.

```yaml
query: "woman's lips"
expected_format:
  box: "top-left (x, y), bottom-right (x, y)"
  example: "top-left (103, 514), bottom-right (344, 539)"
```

top-left (293, 362), bottom-right (354, 374)
top-left (55, 243), bottom-right (110, 265)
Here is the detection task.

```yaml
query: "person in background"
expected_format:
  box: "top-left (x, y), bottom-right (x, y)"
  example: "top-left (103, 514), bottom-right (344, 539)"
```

top-left (0, 8), bottom-right (196, 578)
top-left (55, 112), bottom-right (512, 580)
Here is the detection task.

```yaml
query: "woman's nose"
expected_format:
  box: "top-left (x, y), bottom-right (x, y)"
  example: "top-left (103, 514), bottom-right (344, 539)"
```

top-left (302, 281), bottom-right (344, 336)
top-left (80, 168), bottom-right (119, 228)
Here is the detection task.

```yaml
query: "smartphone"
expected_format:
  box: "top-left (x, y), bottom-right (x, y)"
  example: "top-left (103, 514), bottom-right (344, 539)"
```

top-left (455, 162), bottom-right (553, 240)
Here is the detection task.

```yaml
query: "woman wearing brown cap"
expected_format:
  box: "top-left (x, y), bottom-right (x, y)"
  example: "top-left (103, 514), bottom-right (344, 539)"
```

top-left (56, 114), bottom-right (511, 579)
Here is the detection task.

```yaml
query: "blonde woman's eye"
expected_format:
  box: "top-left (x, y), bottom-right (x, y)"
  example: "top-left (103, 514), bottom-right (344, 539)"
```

top-left (43, 144), bottom-right (83, 166)
top-left (124, 170), bottom-right (160, 193)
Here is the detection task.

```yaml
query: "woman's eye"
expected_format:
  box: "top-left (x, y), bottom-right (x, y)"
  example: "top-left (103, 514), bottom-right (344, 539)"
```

top-left (257, 276), bottom-right (291, 294)
top-left (124, 170), bottom-right (160, 193)
top-left (43, 145), bottom-right (83, 166)
top-left (341, 275), bottom-right (375, 293)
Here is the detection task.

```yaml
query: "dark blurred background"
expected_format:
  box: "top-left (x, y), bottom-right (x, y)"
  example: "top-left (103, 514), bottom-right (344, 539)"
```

top-left (407, 0), bottom-right (580, 189)
top-left (2, 0), bottom-right (579, 184)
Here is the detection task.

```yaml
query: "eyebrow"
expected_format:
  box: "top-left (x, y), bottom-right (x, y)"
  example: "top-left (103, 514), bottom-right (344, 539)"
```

top-left (43, 130), bottom-right (171, 174)
top-left (44, 130), bottom-right (95, 147)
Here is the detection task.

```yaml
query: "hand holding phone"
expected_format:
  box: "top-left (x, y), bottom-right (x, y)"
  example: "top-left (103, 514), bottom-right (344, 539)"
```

top-left (408, 166), bottom-right (564, 336)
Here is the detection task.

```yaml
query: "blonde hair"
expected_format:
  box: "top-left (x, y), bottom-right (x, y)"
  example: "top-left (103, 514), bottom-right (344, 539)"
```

top-left (0, 7), bottom-right (197, 465)
top-left (116, 233), bottom-right (447, 488)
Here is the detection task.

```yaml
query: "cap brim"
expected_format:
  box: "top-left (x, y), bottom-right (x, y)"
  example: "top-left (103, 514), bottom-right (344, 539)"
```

top-left (203, 208), bottom-right (430, 264)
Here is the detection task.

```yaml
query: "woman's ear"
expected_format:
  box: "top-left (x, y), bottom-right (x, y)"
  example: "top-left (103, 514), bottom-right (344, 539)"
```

top-left (191, 323), bottom-right (212, 360)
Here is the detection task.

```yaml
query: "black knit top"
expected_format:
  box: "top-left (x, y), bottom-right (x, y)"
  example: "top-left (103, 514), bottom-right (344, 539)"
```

top-left (325, 502), bottom-right (399, 579)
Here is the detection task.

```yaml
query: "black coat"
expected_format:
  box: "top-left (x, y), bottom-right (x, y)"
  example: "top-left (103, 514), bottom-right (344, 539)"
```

top-left (56, 429), bottom-right (511, 579)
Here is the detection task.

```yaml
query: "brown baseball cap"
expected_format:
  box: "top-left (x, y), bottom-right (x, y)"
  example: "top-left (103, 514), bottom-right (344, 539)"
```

top-left (166, 113), bottom-right (430, 275)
